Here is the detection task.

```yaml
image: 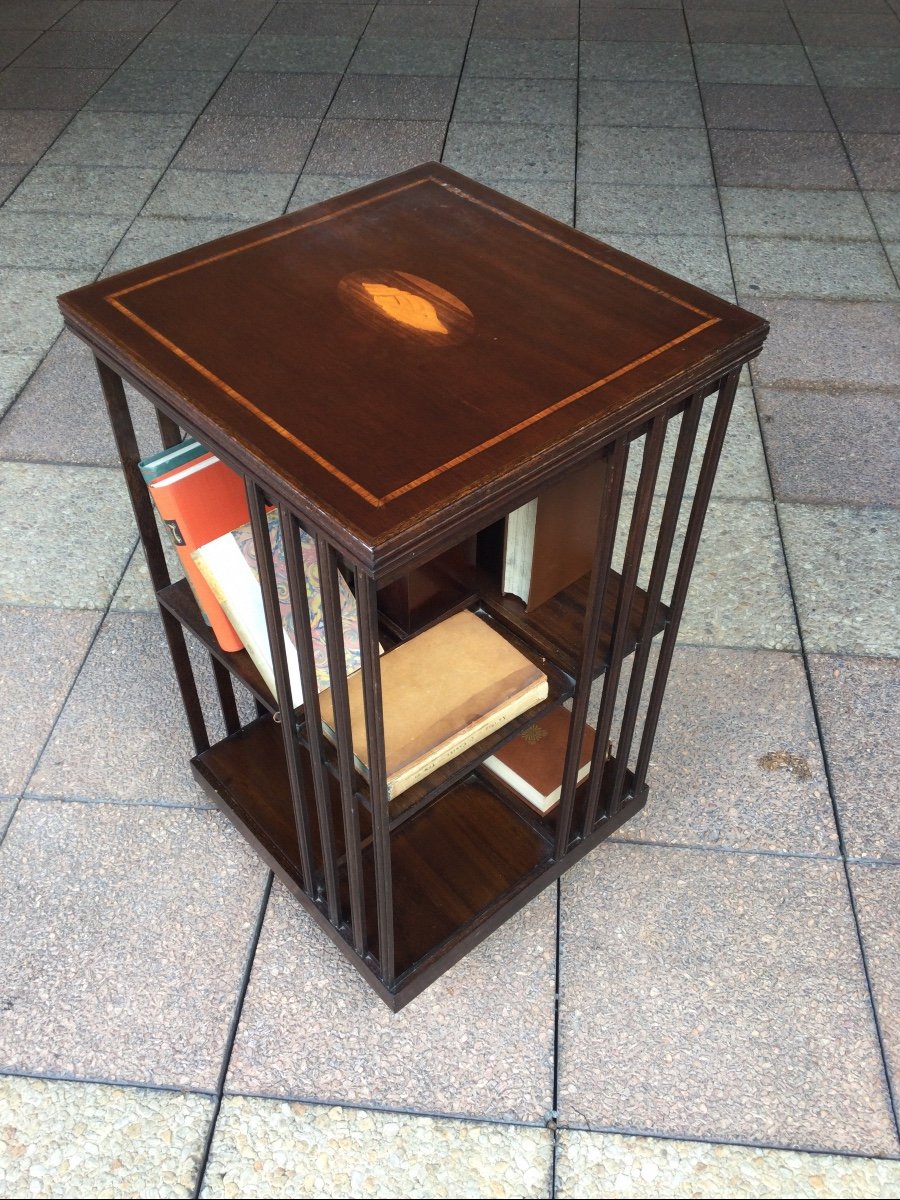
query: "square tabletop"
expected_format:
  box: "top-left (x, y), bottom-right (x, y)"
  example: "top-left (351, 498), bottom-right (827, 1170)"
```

top-left (59, 162), bottom-right (767, 573)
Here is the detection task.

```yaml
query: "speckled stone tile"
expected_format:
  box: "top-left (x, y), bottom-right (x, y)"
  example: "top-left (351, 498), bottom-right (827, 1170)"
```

top-left (330, 73), bottom-right (457, 121)
top-left (202, 1100), bottom-right (553, 1199)
top-left (0, 29), bottom-right (38, 71)
top-left (143, 170), bottom-right (295, 220)
top-left (173, 115), bottom-right (319, 173)
top-left (305, 119), bottom-right (446, 176)
top-left (826, 87), bottom-right (900, 136)
top-left (795, 11), bottom-right (900, 47)
top-left (104, 216), bottom-right (248, 274)
top-left (58, 1), bottom-right (175, 33)
top-left (710, 129), bottom-right (855, 188)
top-left (0, 212), bottom-right (130, 271)
top-left (474, 3), bottom-right (572, 40)
top-left (556, 1129), bottom-right (900, 1199)
top-left (778, 504), bottom-right (900, 656)
top-left (0, 165), bottom-right (27, 205)
top-left (453, 77), bottom-right (576, 126)
top-left (756, 389), bottom-right (900, 507)
top-left (40, 111), bottom-right (194, 168)
top-left (348, 36), bottom-right (467, 76)
top-left (578, 126), bottom-right (714, 185)
top-left (0, 111), bottom-right (69, 163)
top-left (156, 0), bottom-right (272, 36)
top-left (846, 134), bottom-right (900, 191)
top-left (867, 192), bottom-right (900, 241)
top-left (731, 238), bottom-right (898, 302)
top-left (577, 185), bottom-right (723, 236)
top-left (601, 233), bottom-right (734, 298)
top-left (111, 528), bottom-right (183, 610)
top-left (579, 80), bottom-right (703, 127)
top-left (463, 37), bottom-right (578, 79)
top-left (127, 32), bottom-right (248, 73)
top-left (370, 4), bottom-right (474, 38)
top-left (808, 47), bottom-right (900, 89)
top-left (693, 44), bottom-right (815, 85)
top-left (15, 30), bottom-right (143, 70)
top-left (688, 10), bottom-right (798, 43)
top-left (287, 174), bottom-right (377, 211)
top-left (0, 1), bottom-right (76, 31)
top-left (4, 163), bottom-right (160, 214)
top-left (0, 798), bottom-right (15, 837)
top-left (558, 844), bottom-right (898, 1155)
top-left (226, 883), bottom-right (556, 1122)
top-left (750, 300), bottom-right (900, 391)
top-left (720, 188), bottom-right (877, 240)
top-left (86, 68), bottom-right (222, 114)
top-left (0, 349), bottom-right (43, 419)
top-left (471, 177), bottom-right (575, 224)
top-left (0, 331), bottom-right (161, 465)
top-left (206, 70), bottom-right (341, 119)
top-left (235, 34), bottom-right (357, 75)
top-left (0, 606), bottom-right (99, 797)
top-left (0, 1076), bottom-right (214, 1200)
top-left (444, 122), bottom-right (575, 182)
top-left (29, 612), bottom-right (220, 805)
top-left (579, 42), bottom-right (695, 82)
top-left (0, 463), bottom-right (135, 608)
top-left (0, 800), bottom-right (267, 1088)
top-left (849, 865), bottom-right (900, 1108)
top-left (809, 655), bottom-right (900, 861)
top-left (0, 66), bottom-right (110, 110)
top-left (582, 7), bottom-right (688, 41)
top-left (0, 267), bottom-right (95, 355)
top-left (614, 646), bottom-right (836, 854)
top-left (261, 2), bottom-right (373, 38)
top-left (701, 83), bottom-right (833, 131)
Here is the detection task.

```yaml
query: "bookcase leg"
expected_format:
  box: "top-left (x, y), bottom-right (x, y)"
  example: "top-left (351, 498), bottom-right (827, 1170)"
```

top-left (554, 438), bottom-right (629, 858)
top-left (94, 356), bottom-right (209, 754)
top-left (633, 369), bottom-right (741, 796)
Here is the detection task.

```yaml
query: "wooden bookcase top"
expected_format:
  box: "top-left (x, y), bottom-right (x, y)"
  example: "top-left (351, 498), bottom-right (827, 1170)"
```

top-left (59, 162), bottom-right (767, 574)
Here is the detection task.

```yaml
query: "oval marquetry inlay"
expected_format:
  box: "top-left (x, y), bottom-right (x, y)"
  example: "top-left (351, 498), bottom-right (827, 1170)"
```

top-left (338, 270), bottom-right (474, 346)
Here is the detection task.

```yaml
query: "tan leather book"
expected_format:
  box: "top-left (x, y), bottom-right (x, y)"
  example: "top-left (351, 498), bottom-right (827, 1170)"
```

top-left (318, 610), bottom-right (548, 801)
top-left (502, 459), bottom-right (605, 611)
top-left (482, 708), bottom-right (597, 814)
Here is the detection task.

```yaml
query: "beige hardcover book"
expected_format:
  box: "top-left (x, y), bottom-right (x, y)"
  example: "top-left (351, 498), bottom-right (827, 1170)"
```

top-left (319, 610), bottom-right (549, 801)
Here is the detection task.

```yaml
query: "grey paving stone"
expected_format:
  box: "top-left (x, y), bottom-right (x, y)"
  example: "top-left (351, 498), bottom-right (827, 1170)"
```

top-left (104, 216), bottom-right (247, 274)
top-left (226, 882), bottom-right (556, 1122)
top-left (202, 1099), bottom-right (552, 1200)
top-left (602, 233), bottom-right (734, 298)
top-left (173, 114), bottom-right (319, 172)
top-left (15, 30), bottom-right (143, 69)
top-left (86, 67), bottom-right (221, 114)
top-left (305, 118), bottom-right (445, 176)
top-left (0, 607), bottom-right (100, 797)
top-left (126, 31), bottom-right (248, 72)
top-left (475, 3), bottom-right (575, 40)
top-left (0, 798), bottom-right (14, 837)
top-left (0, 29), bottom-right (40, 70)
top-left (719, 187), bottom-right (878, 240)
top-left (0, 110), bottom-right (69, 163)
top-left (701, 83), bottom-right (833, 131)
top-left (287, 173), bottom-right (378, 211)
top-left (349, 35), bottom-right (468, 76)
top-left (370, 2), bottom-right (474, 38)
top-left (577, 184), bottom-right (723, 236)
top-left (849, 864), bottom-right (900, 1108)
top-left (826, 87), bottom-right (900, 135)
top-left (144, 169), bottom-right (295, 220)
top-left (0, 461), bottom-right (135, 608)
top-left (260, 1), bottom-right (374, 38)
top-left (846, 134), bottom-right (900, 190)
top-left (579, 126), bottom-right (714, 185)
top-left (688, 10), bottom-right (799, 43)
top-left (0, 211), bottom-right (130, 270)
top-left (0, 330), bottom-right (161, 465)
top-left (615, 646), bottom-right (836, 855)
top-left (156, 0), bottom-right (273, 35)
top-left (778, 503), bottom-right (900, 656)
top-left (731, 237), bottom-right (899, 301)
top-left (453, 77), bottom-right (576, 126)
top-left (756, 388), bottom-right (900, 506)
top-left (4, 163), bottom-right (160, 214)
top-left (795, 11), bottom-right (900, 47)
top-left (580, 42), bottom-right (695, 82)
top-left (807, 47), bottom-right (900, 88)
top-left (0, 348), bottom-right (43, 418)
top-left (110, 527), bottom-right (184, 611)
top-left (473, 176), bottom-right (575, 223)
top-left (0, 267), bottom-right (93, 356)
top-left (809, 655), bottom-right (900, 860)
top-left (885, 240), bottom-right (900, 274)
top-left (205, 70), bottom-right (340, 119)
top-left (57, 0), bottom-right (175, 32)
top-left (41, 110), bottom-right (194, 167)
top-left (558, 845), bottom-right (898, 1155)
top-left (0, 163), bottom-right (28, 205)
top-left (444, 121), bottom-right (575, 181)
top-left (579, 80), bottom-right (702, 127)
top-left (330, 73), bottom-right (457, 121)
top-left (236, 34), bottom-right (357, 74)
top-left (0, 799), bottom-right (267, 1088)
top-left (0, 66), bottom-right (110, 109)
top-left (693, 43), bottom-right (816, 85)
top-left (581, 7), bottom-right (688, 40)
top-left (750, 299), bottom-right (900, 390)
top-left (0, 1077), bottom-right (214, 1200)
top-left (710, 129), bottom-right (855, 188)
top-left (0, 0), bottom-right (78, 29)
top-left (866, 190), bottom-right (900, 239)
top-left (557, 1129), bottom-right (900, 1199)
top-left (464, 38), bottom-right (578, 79)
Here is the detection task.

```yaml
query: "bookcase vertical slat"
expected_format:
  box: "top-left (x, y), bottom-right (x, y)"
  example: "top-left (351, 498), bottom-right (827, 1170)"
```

top-left (355, 571), bottom-right (396, 986)
top-left (211, 657), bottom-right (242, 736)
top-left (282, 507), bottom-right (342, 925)
top-left (245, 482), bottom-right (317, 898)
top-left (633, 369), bottom-right (741, 794)
top-left (94, 356), bottom-right (210, 755)
top-left (581, 412), bottom-right (669, 835)
top-left (156, 411), bottom-right (182, 450)
top-left (317, 535), bottom-right (369, 957)
top-left (554, 437), bottom-right (629, 859)
top-left (610, 390), bottom-right (705, 806)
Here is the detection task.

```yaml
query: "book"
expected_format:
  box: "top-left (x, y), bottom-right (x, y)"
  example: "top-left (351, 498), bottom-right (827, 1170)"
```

top-left (482, 708), bottom-right (599, 814)
top-left (148, 454), bottom-right (248, 652)
top-left (138, 436), bottom-right (206, 485)
top-left (192, 508), bottom-right (364, 704)
top-left (502, 460), bottom-right (606, 610)
top-left (318, 609), bottom-right (549, 802)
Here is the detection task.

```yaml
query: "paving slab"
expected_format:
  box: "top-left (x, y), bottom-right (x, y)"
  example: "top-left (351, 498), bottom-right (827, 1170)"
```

top-left (41, 110), bottom-right (195, 168)
top-left (0, 267), bottom-right (95, 356)
top-left (236, 34), bottom-right (357, 74)
top-left (602, 233), bottom-right (733, 298)
top-left (126, 32), bottom-right (248, 73)
top-left (687, 11), bottom-right (799, 43)
top-left (86, 68), bottom-right (222, 114)
top-left (576, 184), bottom-right (723, 236)
top-left (0, 800), bottom-right (267, 1089)
top-left (454, 77), bottom-right (576, 126)
top-left (0, 211), bottom-right (130, 271)
top-left (57, 1), bottom-right (175, 33)
top-left (330, 73), bottom-right (456, 121)
top-left (445, 122), bottom-right (575, 182)
top-left (582, 7), bottom-right (688, 41)
top-left (475, 1), bottom-right (573, 39)
top-left (143, 169), bottom-right (295, 220)
top-left (826, 87), bottom-right (900, 135)
top-left (205, 70), bottom-right (340, 119)
top-left (693, 44), bottom-right (815, 85)
top-left (305, 118), bottom-right (445, 176)
top-left (778, 503), bottom-right (900, 657)
top-left (809, 654), bottom-right (900, 861)
top-left (0, 66), bottom-right (110, 110)
top-left (15, 30), bottom-right (143, 70)
top-left (807, 47), bottom-right (900, 89)
top-left (156, 0), bottom-right (273, 36)
top-left (226, 882), bottom-right (556, 1123)
top-left (0, 110), bottom-right (70, 164)
top-left (0, 797), bottom-right (15, 838)
top-left (202, 1099), bottom-right (552, 1199)
top-left (0, 29), bottom-right (39, 71)
top-left (0, 165), bottom-right (27, 205)
top-left (104, 216), bottom-right (249, 274)
top-left (348, 36), bottom-right (467, 76)
top-left (260, 2), bottom-right (374, 38)
top-left (710, 129), bottom-right (855, 188)
top-left (371, 3), bottom-right (474, 38)
top-left (578, 126), bottom-right (714, 185)
top-left (867, 192), bottom-right (900, 240)
top-left (849, 864), bottom-right (900, 1108)
top-left (469, 176), bottom-right (575, 224)
top-left (701, 83), bottom-right (834, 131)
top-left (558, 844), bottom-right (898, 1155)
top-left (4, 162), bottom-right (160, 214)
top-left (719, 187), bottom-right (877, 240)
top-left (0, 1), bottom-right (78, 30)
top-left (173, 114), bottom-right (319, 172)
top-left (0, 606), bottom-right (99, 797)
top-left (730, 237), bottom-right (898, 302)
top-left (464, 37), bottom-right (578, 78)
top-left (287, 173), bottom-right (378, 211)
top-left (0, 1076), bottom-right (214, 1200)
top-left (846, 134), bottom-right (900, 190)
top-left (579, 42), bottom-right (695, 82)
top-left (0, 348), bottom-right (43, 418)
top-left (797, 13), bottom-right (900, 48)
top-left (579, 80), bottom-right (702, 128)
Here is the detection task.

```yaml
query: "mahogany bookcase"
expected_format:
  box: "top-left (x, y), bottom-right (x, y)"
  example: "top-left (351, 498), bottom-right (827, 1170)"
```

top-left (59, 163), bottom-right (768, 1011)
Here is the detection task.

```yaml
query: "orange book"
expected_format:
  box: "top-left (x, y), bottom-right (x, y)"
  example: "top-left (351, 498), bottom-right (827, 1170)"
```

top-left (482, 708), bottom-right (598, 814)
top-left (148, 454), bottom-right (249, 652)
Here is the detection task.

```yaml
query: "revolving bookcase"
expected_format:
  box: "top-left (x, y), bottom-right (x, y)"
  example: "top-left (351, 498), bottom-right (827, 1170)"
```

top-left (59, 163), bottom-right (768, 1011)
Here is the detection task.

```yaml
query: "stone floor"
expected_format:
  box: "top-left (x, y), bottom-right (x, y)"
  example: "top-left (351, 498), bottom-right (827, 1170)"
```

top-left (1, 0), bottom-right (899, 1196)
